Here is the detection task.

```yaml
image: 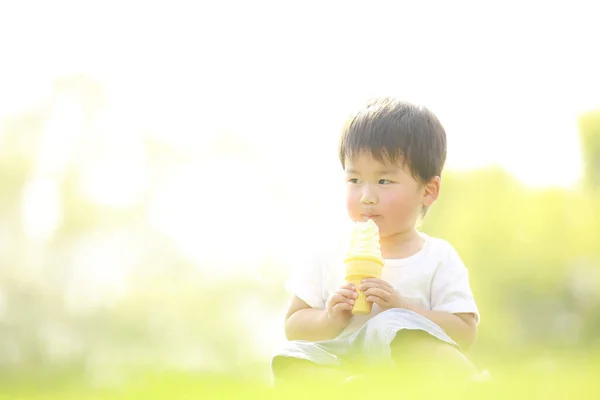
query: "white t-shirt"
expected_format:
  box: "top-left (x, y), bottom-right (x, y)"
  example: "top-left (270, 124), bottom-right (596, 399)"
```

top-left (286, 232), bottom-right (480, 338)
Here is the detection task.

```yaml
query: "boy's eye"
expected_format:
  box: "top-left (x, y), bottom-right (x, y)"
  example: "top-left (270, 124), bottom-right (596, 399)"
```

top-left (379, 179), bottom-right (392, 184)
top-left (348, 178), bottom-right (360, 184)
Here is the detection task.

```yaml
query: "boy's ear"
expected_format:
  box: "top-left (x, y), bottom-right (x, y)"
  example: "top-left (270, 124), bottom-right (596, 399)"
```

top-left (423, 176), bottom-right (441, 206)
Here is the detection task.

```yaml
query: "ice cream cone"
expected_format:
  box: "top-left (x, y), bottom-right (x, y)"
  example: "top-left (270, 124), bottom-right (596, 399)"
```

top-left (344, 219), bottom-right (384, 316)
top-left (345, 258), bottom-right (384, 315)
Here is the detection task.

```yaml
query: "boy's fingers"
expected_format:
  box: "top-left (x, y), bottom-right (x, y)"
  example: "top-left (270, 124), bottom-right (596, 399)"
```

top-left (364, 288), bottom-right (389, 300)
top-left (366, 296), bottom-right (383, 306)
top-left (362, 278), bottom-right (393, 289)
top-left (337, 289), bottom-right (358, 299)
top-left (330, 294), bottom-right (354, 307)
top-left (359, 281), bottom-right (393, 292)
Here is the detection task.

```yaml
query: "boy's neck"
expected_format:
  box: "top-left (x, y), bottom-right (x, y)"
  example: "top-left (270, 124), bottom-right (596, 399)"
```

top-left (380, 228), bottom-right (424, 259)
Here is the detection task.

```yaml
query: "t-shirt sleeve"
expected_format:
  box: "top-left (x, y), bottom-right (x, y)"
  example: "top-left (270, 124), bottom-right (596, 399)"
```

top-left (430, 243), bottom-right (480, 324)
top-left (284, 249), bottom-right (327, 309)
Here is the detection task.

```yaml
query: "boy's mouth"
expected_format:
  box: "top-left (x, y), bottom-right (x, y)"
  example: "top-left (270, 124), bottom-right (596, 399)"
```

top-left (362, 214), bottom-right (380, 220)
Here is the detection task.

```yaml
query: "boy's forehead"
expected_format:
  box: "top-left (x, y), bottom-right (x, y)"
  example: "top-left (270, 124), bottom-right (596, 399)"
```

top-left (345, 152), bottom-right (405, 170)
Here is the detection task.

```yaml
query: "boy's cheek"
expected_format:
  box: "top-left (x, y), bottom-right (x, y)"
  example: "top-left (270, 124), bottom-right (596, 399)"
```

top-left (345, 196), bottom-right (360, 217)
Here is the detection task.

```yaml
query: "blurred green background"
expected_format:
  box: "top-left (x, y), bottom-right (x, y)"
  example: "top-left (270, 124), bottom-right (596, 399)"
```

top-left (1, 1), bottom-right (600, 398)
top-left (1, 75), bottom-right (599, 399)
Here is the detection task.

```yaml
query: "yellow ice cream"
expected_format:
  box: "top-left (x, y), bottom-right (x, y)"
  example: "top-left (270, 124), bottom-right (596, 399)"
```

top-left (344, 219), bottom-right (384, 264)
top-left (344, 219), bottom-right (384, 315)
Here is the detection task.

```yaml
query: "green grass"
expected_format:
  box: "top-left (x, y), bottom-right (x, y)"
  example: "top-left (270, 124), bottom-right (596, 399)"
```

top-left (2, 358), bottom-right (600, 400)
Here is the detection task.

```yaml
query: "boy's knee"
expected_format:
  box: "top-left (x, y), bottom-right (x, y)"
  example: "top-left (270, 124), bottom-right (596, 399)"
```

top-left (392, 330), bottom-right (450, 363)
top-left (392, 329), bottom-right (436, 350)
top-left (391, 329), bottom-right (478, 379)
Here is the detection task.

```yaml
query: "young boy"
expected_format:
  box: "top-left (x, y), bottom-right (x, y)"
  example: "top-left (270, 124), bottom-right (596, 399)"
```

top-left (272, 97), bottom-right (482, 386)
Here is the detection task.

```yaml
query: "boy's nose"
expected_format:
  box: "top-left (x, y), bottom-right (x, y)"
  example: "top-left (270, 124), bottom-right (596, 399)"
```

top-left (360, 186), bottom-right (377, 204)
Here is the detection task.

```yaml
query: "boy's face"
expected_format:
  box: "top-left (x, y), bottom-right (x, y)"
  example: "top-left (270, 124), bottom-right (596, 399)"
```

top-left (344, 152), bottom-right (438, 238)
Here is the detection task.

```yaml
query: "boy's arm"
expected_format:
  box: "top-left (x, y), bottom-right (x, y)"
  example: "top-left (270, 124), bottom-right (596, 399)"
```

top-left (284, 295), bottom-right (348, 342)
top-left (360, 278), bottom-right (478, 350)
top-left (419, 243), bottom-right (479, 350)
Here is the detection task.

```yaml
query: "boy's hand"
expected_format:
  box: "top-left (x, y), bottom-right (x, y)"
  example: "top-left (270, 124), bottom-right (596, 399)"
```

top-left (360, 278), bottom-right (407, 311)
top-left (326, 283), bottom-right (357, 328)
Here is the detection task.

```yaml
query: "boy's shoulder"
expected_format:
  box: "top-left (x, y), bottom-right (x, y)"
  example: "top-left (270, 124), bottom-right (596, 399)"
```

top-left (420, 233), bottom-right (465, 266)
top-left (422, 232), bottom-right (456, 254)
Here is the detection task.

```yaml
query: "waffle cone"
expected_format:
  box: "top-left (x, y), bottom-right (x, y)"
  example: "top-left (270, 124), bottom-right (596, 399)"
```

top-left (345, 259), bottom-right (383, 315)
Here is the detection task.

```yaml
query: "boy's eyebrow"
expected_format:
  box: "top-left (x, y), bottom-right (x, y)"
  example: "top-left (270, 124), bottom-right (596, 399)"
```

top-left (377, 169), bottom-right (400, 175)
